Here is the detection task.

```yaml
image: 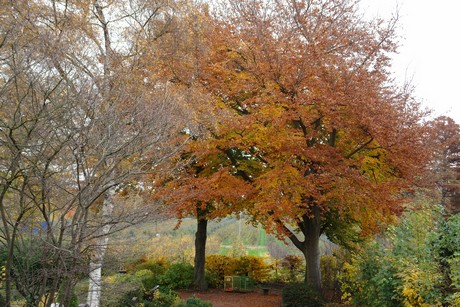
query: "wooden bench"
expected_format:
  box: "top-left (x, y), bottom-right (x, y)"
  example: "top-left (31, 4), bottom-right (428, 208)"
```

top-left (261, 287), bottom-right (270, 295)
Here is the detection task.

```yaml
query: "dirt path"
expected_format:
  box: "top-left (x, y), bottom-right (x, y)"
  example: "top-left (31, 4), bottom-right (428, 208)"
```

top-left (178, 288), bottom-right (282, 307)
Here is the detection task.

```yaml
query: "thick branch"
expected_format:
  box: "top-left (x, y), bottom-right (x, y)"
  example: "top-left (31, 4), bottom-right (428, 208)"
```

top-left (278, 220), bottom-right (304, 251)
top-left (220, 148), bottom-right (254, 182)
top-left (346, 137), bottom-right (374, 158)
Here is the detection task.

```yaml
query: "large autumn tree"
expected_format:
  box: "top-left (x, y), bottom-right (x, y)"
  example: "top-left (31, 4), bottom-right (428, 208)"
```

top-left (193, 0), bottom-right (432, 291)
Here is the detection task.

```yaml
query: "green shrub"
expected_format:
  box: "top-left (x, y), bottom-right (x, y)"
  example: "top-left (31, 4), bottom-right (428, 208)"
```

top-left (160, 262), bottom-right (194, 289)
top-left (135, 258), bottom-right (168, 275)
top-left (177, 295), bottom-right (212, 307)
top-left (339, 203), bottom-right (460, 306)
top-left (338, 243), bottom-right (403, 307)
top-left (447, 253), bottom-right (460, 305)
top-left (282, 282), bottom-right (323, 307)
top-left (437, 214), bottom-right (460, 304)
top-left (145, 288), bottom-right (180, 307)
top-left (116, 289), bottom-right (143, 307)
top-left (135, 269), bottom-right (158, 291)
top-left (102, 273), bottom-right (144, 306)
top-left (115, 286), bottom-right (180, 307)
top-left (205, 269), bottom-right (222, 289)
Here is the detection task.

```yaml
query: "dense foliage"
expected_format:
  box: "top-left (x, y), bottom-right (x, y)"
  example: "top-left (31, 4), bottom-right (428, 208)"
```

top-left (160, 263), bottom-right (195, 290)
top-left (205, 255), bottom-right (270, 287)
top-left (340, 202), bottom-right (460, 306)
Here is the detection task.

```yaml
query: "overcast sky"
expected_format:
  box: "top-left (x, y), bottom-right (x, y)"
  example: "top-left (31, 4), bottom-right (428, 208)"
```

top-left (359, 0), bottom-right (460, 123)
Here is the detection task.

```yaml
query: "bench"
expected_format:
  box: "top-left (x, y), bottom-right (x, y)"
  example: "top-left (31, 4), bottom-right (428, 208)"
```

top-left (261, 287), bottom-right (270, 295)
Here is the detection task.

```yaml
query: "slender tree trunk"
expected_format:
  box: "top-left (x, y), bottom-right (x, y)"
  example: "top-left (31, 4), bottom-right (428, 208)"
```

top-left (4, 238), bottom-right (13, 307)
top-left (193, 214), bottom-right (208, 290)
top-left (60, 268), bottom-right (76, 307)
top-left (2, 186), bottom-right (27, 307)
top-left (1, 184), bottom-right (14, 306)
top-left (44, 288), bottom-right (56, 307)
top-left (86, 187), bottom-right (115, 307)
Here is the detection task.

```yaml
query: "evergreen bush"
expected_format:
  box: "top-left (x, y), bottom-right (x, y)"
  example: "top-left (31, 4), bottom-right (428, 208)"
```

top-left (282, 282), bottom-right (323, 307)
top-left (160, 262), bottom-right (194, 289)
top-left (135, 269), bottom-right (158, 291)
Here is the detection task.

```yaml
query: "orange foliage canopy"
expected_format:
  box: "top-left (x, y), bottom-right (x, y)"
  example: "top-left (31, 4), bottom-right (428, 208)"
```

top-left (194, 0), bottom-right (432, 240)
top-left (157, 0), bottom-right (432, 246)
top-left (150, 6), bottom-right (257, 221)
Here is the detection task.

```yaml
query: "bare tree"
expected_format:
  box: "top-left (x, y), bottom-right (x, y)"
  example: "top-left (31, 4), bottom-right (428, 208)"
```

top-left (0, 0), bottom-right (188, 306)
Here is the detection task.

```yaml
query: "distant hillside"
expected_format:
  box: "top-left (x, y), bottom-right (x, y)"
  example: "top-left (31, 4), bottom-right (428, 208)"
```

top-left (105, 216), bottom-right (336, 271)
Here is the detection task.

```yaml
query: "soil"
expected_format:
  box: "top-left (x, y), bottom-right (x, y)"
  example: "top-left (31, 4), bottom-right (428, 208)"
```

top-left (178, 288), bottom-right (283, 307)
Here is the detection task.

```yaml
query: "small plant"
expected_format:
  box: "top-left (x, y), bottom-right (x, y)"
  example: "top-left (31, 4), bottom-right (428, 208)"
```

top-left (282, 282), bottom-right (323, 307)
top-left (177, 295), bottom-right (212, 307)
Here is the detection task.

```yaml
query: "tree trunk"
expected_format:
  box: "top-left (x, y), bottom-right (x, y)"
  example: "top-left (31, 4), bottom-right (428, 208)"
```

top-left (0, 179), bottom-right (20, 307)
top-left (60, 271), bottom-right (76, 307)
top-left (87, 261), bottom-right (103, 307)
top-left (286, 206), bottom-right (322, 292)
top-left (86, 187), bottom-right (115, 307)
top-left (303, 206), bottom-right (322, 291)
top-left (4, 232), bottom-right (14, 307)
top-left (193, 215), bottom-right (208, 290)
top-left (304, 232), bottom-right (321, 291)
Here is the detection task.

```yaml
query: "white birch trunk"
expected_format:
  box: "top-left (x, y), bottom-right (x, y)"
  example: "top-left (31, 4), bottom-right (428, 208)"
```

top-left (87, 3), bottom-right (114, 306)
top-left (86, 187), bottom-right (115, 307)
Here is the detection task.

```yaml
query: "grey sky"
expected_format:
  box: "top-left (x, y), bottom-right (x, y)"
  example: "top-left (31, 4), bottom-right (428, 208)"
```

top-left (360, 0), bottom-right (460, 123)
